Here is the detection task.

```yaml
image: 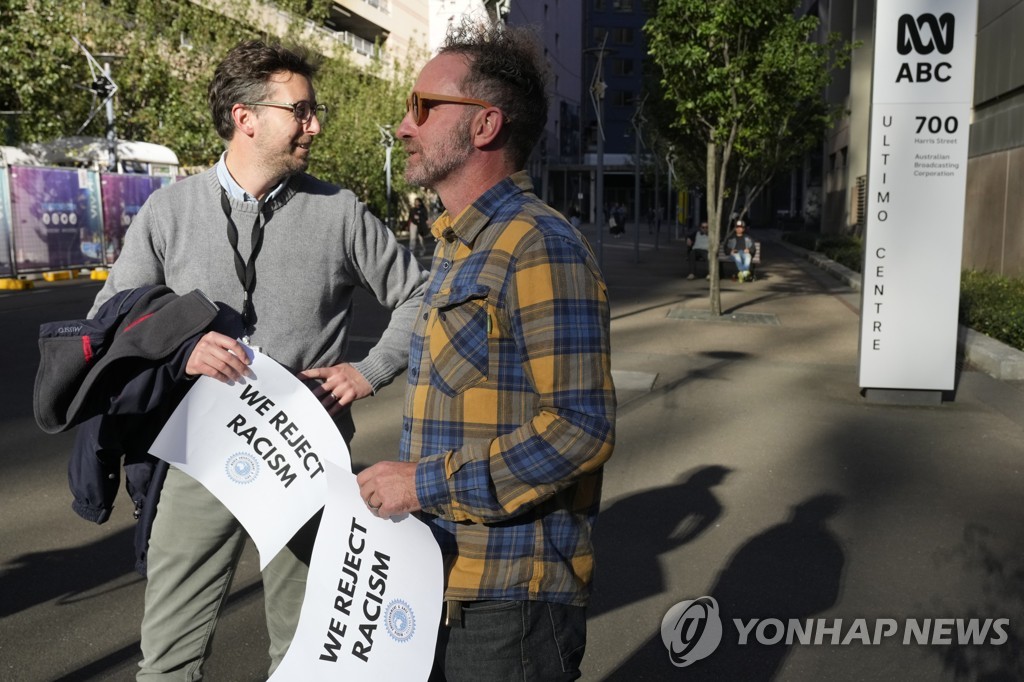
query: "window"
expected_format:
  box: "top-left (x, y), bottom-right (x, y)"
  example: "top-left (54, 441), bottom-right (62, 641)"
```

top-left (611, 27), bottom-right (634, 44)
top-left (612, 90), bottom-right (632, 107)
top-left (613, 58), bottom-right (634, 76)
top-left (612, 0), bottom-right (633, 10)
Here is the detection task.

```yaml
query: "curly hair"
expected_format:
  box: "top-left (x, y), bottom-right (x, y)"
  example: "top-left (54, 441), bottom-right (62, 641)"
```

top-left (439, 22), bottom-right (550, 168)
top-left (208, 40), bottom-right (321, 141)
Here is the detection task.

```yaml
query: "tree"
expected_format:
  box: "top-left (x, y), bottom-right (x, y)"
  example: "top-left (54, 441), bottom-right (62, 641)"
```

top-left (0, 0), bottom-right (421, 221)
top-left (311, 50), bottom-right (423, 219)
top-left (0, 0), bottom-right (254, 160)
top-left (646, 0), bottom-right (849, 314)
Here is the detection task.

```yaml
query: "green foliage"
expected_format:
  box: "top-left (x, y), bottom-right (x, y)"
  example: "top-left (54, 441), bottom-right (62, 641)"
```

top-left (960, 271), bottom-right (1024, 352)
top-left (782, 231), bottom-right (863, 271)
top-left (646, 0), bottom-right (852, 314)
top-left (0, 0), bottom-right (86, 142)
top-left (828, 245), bottom-right (863, 273)
top-left (0, 0), bottom-right (254, 162)
top-left (0, 0), bottom-right (420, 214)
top-left (310, 51), bottom-right (421, 216)
top-left (646, 0), bottom-right (839, 147)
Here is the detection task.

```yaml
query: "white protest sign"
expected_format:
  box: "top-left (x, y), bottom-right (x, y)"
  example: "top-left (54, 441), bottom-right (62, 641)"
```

top-left (269, 460), bottom-right (443, 682)
top-left (149, 348), bottom-right (350, 568)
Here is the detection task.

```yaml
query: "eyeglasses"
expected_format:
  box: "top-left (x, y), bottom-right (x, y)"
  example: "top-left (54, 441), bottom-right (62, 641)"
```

top-left (405, 91), bottom-right (496, 126)
top-left (243, 100), bottom-right (328, 126)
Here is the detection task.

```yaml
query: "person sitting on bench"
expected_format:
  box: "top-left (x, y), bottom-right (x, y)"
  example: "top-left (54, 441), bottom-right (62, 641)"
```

top-left (686, 221), bottom-right (711, 279)
top-left (725, 219), bottom-right (757, 282)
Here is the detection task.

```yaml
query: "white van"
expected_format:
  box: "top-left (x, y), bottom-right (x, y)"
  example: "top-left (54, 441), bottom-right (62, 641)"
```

top-left (0, 145), bottom-right (42, 167)
top-left (17, 136), bottom-right (179, 176)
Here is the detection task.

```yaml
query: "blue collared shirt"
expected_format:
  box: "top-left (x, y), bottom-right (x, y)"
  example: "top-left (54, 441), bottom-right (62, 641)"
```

top-left (215, 152), bottom-right (287, 203)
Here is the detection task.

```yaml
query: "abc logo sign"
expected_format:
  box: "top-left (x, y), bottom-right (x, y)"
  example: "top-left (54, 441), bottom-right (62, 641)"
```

top-left (895, 13), bottom-right (955, 83)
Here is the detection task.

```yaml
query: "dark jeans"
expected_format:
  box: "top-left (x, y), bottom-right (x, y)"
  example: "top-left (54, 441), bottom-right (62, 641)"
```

top-left (687, 247), bottom-right (709, 275)
top-left (430, 600), bottom-right (587, 681)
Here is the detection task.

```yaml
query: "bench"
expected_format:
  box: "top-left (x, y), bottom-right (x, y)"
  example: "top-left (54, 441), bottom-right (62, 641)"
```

top-left (687, 241), bottom-right (762, 279)
top-left (717, 241), bottom-right (761, 275)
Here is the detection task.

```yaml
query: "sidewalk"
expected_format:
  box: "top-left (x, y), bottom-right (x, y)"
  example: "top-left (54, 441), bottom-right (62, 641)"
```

top-left (6, 223), bottom-right (1021, 680)
top-left (573, 223), bottom-right (1024, 680)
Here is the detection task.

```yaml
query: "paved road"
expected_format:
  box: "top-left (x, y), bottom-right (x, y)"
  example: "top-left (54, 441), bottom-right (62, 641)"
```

top-left (3, 227), bottom-right (1024, 681)
top-left (0, 278), bottom-right (402, 681)
top-left (582, 225), bottom-right (1024, 681)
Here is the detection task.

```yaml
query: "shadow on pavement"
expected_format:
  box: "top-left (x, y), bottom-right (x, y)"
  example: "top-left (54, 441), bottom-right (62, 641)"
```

top-left (0, 526), bottom-right (140, 618)
top-left (604, 493), bottom-right (846, 681)
top-left (590, 465), bottom-right (732, 619)
top-left (930, 524), bottom-right (1024, 681)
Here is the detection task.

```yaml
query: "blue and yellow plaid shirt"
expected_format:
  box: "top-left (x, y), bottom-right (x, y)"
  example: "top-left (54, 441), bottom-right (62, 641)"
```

top-left (400, 172), bottom-right (616, 606)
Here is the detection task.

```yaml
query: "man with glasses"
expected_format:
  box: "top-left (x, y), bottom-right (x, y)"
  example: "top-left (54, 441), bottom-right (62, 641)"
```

top-left (356, 23), bottom-right (616, 680)
top-left (88, 40), bottom-right (427, 680)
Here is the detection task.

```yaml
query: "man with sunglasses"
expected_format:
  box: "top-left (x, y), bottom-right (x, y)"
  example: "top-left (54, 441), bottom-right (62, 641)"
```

top-left (88, 40), bottom-right (427, 680)
top-left (356, 23), bottom-right (616, 680)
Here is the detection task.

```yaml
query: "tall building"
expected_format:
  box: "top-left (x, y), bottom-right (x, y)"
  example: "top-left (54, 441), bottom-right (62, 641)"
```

top-left (507, 0), bottom-right (654, 225)
top-left (580, 0), bottom-right (653, 224)
top-left (324, 0), bottom-right (429, 64)
top-left (235, 0), bottom-right (658, 223)
top-left (505, 1), bottom-right (584, 217)
top-left (220, 0), bottom-right (435, 67)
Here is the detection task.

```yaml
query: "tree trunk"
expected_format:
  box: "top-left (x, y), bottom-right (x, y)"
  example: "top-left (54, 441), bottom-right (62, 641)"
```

top-left (707, 141), bottom-right (722, 316)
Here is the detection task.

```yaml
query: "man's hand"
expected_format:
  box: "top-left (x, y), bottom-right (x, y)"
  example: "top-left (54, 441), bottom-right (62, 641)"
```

top-left (297, 363), bottom-right (373, 416)
top-left (356, 461), bottom-right (421, 520)
top-left (185, 331), bottom-right (253, 383)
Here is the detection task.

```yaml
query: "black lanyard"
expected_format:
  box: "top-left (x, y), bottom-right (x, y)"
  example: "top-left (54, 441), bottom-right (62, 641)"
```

top-left (220, 189), bottom-right (270, 335)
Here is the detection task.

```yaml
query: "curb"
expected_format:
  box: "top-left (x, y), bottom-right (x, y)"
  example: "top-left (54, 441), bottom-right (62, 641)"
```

top-left (958, 326), bottom-right (1024, 381)
top-left (0, 278), bottom-right (34, 291)
top-left (0, 268), bottom-right (107, 291)
top-left (776, 240), bottom-right (862, 291)
top-left (776, 238), bottom-right (1024, 383)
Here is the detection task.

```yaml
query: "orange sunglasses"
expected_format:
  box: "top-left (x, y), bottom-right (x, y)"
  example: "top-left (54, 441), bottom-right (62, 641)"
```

top-left (405, 91), bottom-right (496, 125)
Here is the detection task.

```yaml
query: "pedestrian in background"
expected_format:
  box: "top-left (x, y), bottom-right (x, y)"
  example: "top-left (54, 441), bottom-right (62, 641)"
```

top-left (726, 218), bottom-right (757, 281)
top-left (356, 21), bottom-right (616, 681)
top-left (88, 39), bottom-right (427, 680)
top-left (612, 202), bottom-right (627, 237)
top-left (409, 196), bottom-right (430, 255)
top-left (686, 220), bottom-right (711, 280)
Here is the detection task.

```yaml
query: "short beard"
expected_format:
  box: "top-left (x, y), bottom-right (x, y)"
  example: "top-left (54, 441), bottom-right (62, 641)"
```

top-left (405, 113), bottom-right (475, 188)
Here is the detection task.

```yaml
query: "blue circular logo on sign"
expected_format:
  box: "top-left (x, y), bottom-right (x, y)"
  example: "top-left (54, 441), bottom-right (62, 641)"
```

top-left (226, 452), bottom-right (259, 485)
top-left (385, 599), bottom-right (416, 643)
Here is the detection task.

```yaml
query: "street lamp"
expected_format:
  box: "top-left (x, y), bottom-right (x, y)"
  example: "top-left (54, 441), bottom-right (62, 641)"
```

top-left (72, 37), bottom-right (120, 172)
top-left (96, 57), bottom-right (119, 172)
top-left (630, 94), bottom-right (647, 264)
top-left (378, 124), bottom-right (394, 232)
top-left (585, 35), bottom-right (613, 270)
top-left (666, 145), bottom-right (677, 239)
